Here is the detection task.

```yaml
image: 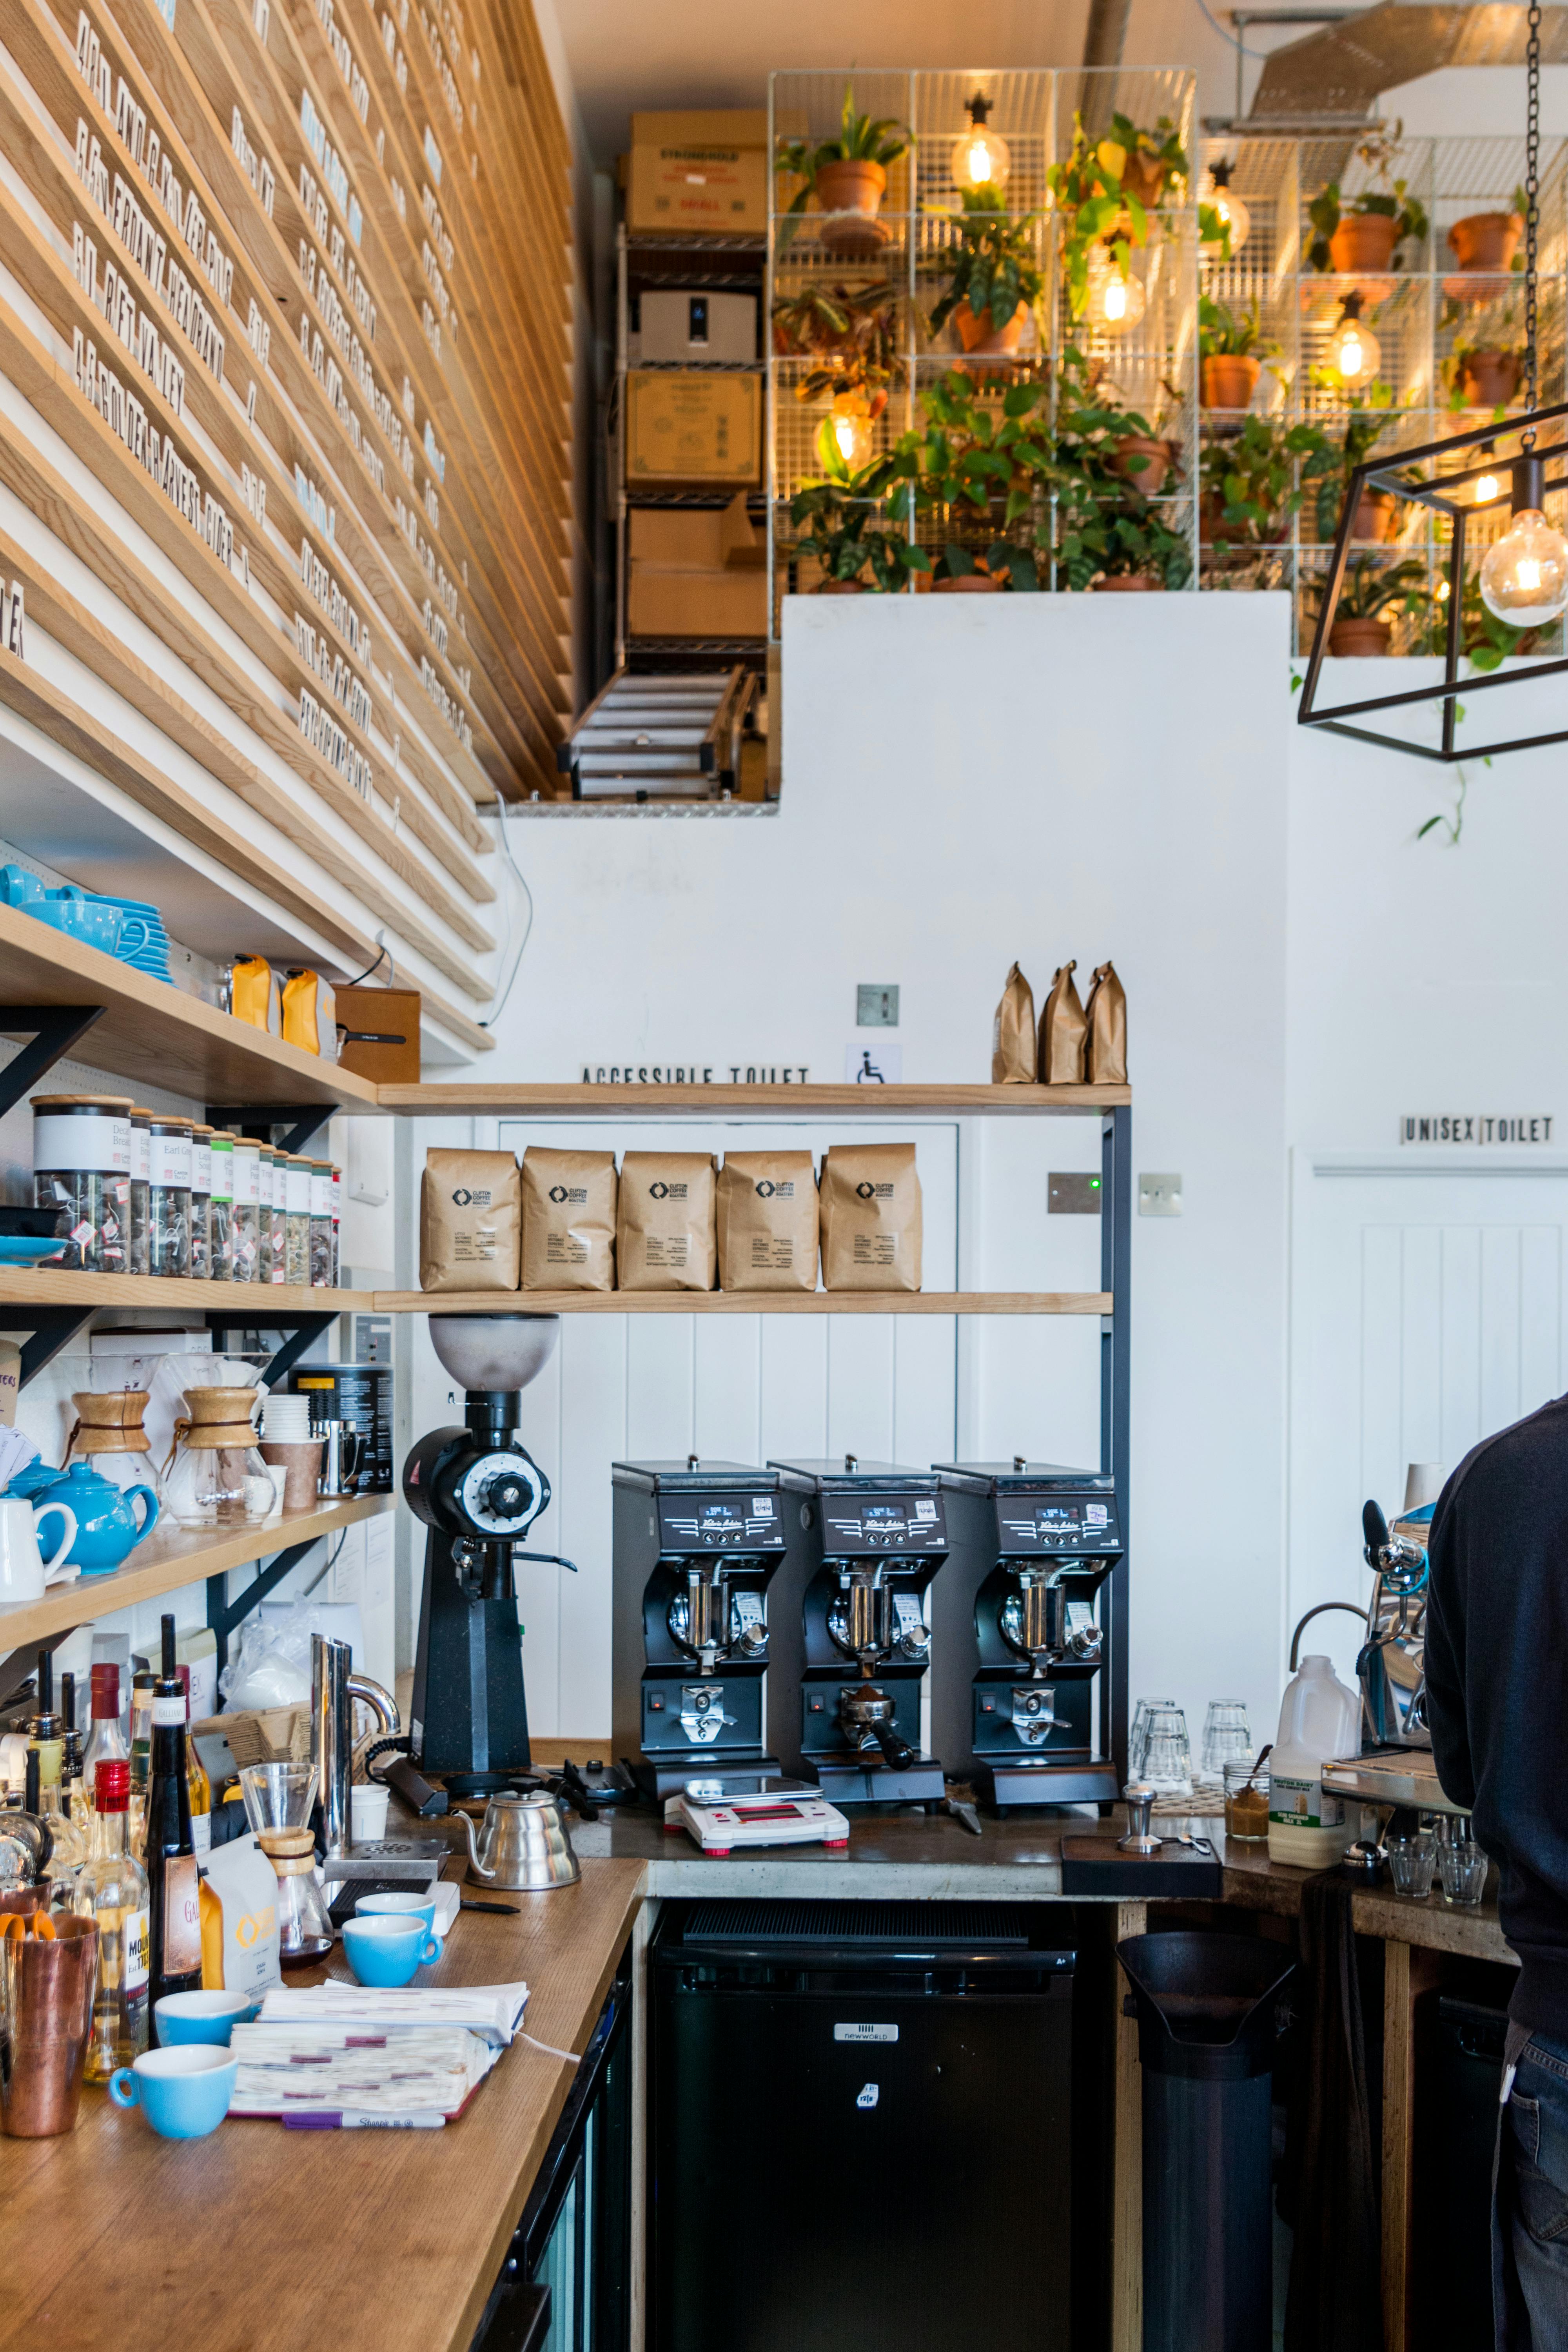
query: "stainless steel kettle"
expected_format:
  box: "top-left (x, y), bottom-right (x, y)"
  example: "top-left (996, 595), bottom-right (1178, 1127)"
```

top-left (457, 1790), bottom-right (581, 1891)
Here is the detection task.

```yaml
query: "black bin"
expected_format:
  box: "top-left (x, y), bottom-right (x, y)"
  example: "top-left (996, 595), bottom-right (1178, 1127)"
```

top-left (1118, 1932), bottom-right (1296, 2352)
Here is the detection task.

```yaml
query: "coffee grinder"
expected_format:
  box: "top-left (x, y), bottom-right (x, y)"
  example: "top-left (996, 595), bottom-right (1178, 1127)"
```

top-left (611, 1458), bottom-right (788, 1801)
top-left (403, 1315), bottom-right (577, 1794)
top-left (931, 1459), bottom-right (1122, 1809)
top-left (765, 1457), bottom-right (947, 1806)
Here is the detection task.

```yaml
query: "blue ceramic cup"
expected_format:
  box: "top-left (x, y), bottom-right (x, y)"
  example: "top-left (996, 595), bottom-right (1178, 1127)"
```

top-left (154, 1989), bottom-right (261, 2047)
top-left (355, 1890), bottom-right (441, 1942)
top-left (109, 2045), bottom-right (237, 2137)
top-left (341, 1914), bottom-right (439, 1986)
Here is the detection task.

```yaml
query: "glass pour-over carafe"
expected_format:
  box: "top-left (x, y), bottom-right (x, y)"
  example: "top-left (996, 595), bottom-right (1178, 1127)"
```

top-left (240, 1762), bottom-right (333, 1962)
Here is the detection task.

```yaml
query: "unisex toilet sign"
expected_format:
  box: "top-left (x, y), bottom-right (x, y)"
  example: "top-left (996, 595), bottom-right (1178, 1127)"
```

top-left (1400, 1113), bottom-right (1555, 1144)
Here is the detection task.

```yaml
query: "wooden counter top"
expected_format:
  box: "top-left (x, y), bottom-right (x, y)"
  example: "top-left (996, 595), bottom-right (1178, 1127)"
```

top-left (0, 1857), bottom-right (644, 2352)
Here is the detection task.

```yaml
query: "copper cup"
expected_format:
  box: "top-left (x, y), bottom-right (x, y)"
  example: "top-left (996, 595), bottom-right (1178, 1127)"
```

top-left (0, 1915), bottom-right (99, 2136)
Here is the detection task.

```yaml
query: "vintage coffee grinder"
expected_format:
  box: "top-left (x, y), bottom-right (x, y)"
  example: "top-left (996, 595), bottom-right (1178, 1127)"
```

top-left (403, 1315), bottom-right (577, 1794)
top-left (610, 1459), bottom-right (788, 1800)
top-left (765, 1457), bottom-right (948, 1806)
top-left (931, 1459), bottom-right (1122, 1809)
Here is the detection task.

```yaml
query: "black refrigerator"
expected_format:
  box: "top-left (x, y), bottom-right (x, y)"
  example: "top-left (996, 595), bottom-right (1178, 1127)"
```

top-left (651, 1901), bottom-right (1076, 2352)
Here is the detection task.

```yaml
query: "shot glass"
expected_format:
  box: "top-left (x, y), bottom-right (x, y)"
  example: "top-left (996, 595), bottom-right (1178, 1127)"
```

top-left (1386, 1835), bottom-right (1437, 1898)
top-left (1439, 1848), bottom-right (1489, 1906)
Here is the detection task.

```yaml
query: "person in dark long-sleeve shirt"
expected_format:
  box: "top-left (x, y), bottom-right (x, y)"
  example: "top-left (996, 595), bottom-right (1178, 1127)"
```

top-left (1426, 1396), bottom-right (1568, 2350)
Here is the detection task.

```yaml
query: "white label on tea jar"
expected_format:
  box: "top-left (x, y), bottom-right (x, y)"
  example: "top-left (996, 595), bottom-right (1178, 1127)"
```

top-left (149, 1131), bottom-right (192, 1187)
top-left (191, 1136), bottom-right (211, 1194)
top-left (33, 1111), bottom-right (131, 1172)
top-left (209, 1142), bottom-right (234, 1202)
top-left (232, 1148), bottom-right (260, 1205)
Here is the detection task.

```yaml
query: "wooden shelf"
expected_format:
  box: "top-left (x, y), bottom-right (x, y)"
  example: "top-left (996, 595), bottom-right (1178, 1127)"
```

top-left (379, 1083), bottom-right (1130, 1116)
top-left (0, 1270), bottom-right (376, 1314)
top-left (0, 904), bottom-right (380, 1112)
top-left (0, 1492), bottom-right (394, 1653)
top-left (376, 1290), bottom-right (1114, 1316)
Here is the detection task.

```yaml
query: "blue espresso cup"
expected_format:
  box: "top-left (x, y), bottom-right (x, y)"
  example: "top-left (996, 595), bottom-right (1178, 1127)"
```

top-left (109, 2044), bottom-right (237, 2138)
top-left (355, 1890), bottom-right (441, 1943)
top-left (154, 1989), bottom-right (262, 2047)
top-left (341, 1914), bottom-right (439, 1986)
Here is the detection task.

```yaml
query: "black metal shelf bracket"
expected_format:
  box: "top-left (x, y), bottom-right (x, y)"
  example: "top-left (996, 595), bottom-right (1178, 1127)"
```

top-left (207, 1537), bottom-right (320, 1673)
top-left (206, 1102), bottom-right (338, 1157)
top-left (17, 1306), bottom-right (96, 1388)
top-left (0, 1005), bottom-right (107, 1116)
top-left (205, 1308), bottom-right (336, 1392)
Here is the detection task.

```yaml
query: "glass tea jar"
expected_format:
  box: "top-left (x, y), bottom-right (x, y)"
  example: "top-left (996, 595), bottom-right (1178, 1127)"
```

top-left (330, 1164), bottom-right (342, 1283)
top-left (207, 1130), bottom-right (234, 1281)
top-left (31, 1094), bottom-right (134, 1273)
top-left (127, 1107), bottom-right (151, 1276)
top-left (283, 1155), bottom-right (312, 1286)
top-left (256, 1147), bottom-right (278, 1284)
top-left (147, 1115), bottom-right (192, 1278)
top-left (309, 1160), bottom-right (333, 1287)
top-left (229, 1135), bottom-right (260, 1283)
top-left (163, 1386), bottom-right (273, 1528)
top-left (187, 1124), bottom-right (213, 1281)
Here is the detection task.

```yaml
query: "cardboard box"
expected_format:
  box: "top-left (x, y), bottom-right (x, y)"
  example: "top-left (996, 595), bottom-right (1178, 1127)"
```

top-left (336, 985), bottom-right (421, 1083)
top-left (627, 507), bottom-right (767, 635)
top-left (628, 499), bottom-right (759, 569)
top-left (626, 371), bottom-right (760, 486)
top-left (627, 109), bottom-right (768, 236)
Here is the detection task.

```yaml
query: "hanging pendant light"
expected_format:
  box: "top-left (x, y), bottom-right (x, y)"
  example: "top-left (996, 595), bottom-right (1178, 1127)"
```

top-left (1323, 292), bottom-right (1381, 390)
top-left (951, 94), bottom-right (1011, 193)
top-left (1084, 244), bottom-right (1146, 335)
top-left (1298, 0), bottom-right (1568, 761)
top-left (1200, 160), bottom-right (1250, 257)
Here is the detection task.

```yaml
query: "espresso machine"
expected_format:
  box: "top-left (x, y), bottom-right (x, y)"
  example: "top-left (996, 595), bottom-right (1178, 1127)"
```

top-left (765, 1457), bottom-right (947, 1806)
top-left (611, 1458), bottom-right (789, 1800)
top-left (402, 1315), bottom-right (577, 1794)
top-left (1321, 1487), bottom-right (1466, 1821)
top-left (931, 1459), bottom-right (1121, 1809)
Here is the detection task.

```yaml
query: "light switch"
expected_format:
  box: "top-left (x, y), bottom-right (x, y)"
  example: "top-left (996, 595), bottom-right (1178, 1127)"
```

top-left (1139, 1173), bottom-right (1183, 1217)
top-left (856, 984), bottom-right (900, 1027)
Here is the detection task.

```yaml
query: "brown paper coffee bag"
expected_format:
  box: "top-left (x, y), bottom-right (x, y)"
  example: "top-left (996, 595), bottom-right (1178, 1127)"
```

top-left (1084, 960), bottom-right (1128, 1084)
top-left (419, 1148), bottom-right (521, 1291)
top-left (992, 962), bottom-right (1036, 1084)
top-left (618, 1152), bottom-right (717, 1291)
top-left (1038, 961), bottom-right (1088, 1085)
top-left (820, 1143), bottom-right (922, 1292)
top-left (717, 1151), bottom-right (818, 1292)
top-left (521, 1147), bottom-right (617, 1291)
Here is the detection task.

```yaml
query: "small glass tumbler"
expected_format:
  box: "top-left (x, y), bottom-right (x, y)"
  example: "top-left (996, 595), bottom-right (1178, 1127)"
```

top-left (1202, 1702), bottom-right (1254, 1781)
top-left (1387, 1835), bottom-right (1437, 1897)
top-left (1141, 1707), bottom-right (1193, 1797)
top-left (1222, 1760), bottom-right (1270, 1841)
top-left (1130, 1697), bottom-right (1177, 1780)
top-left (1439, 1849), bottom-right (1489, 1906)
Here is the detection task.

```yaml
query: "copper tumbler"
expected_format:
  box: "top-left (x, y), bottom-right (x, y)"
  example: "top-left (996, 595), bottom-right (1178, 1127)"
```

top-left (0, 1916), bottom-right (98, 2136)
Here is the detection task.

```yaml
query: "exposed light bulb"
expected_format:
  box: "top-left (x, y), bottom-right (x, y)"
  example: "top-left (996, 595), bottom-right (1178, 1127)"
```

top-left (1480, 505), bottom-right (1568, 626)
top-left (824, 406), bottom-right (875, 470)
top-left (1436, 578), bottom-right (1450, 601)
top-left (951, 96), bottom-right (1011, 193)
top-left (1200, 163), bottom-right (1250, 257)
top-left (1085, 256), bottom-right (1146, 336)
top-left (1324, 297), bottom-right (1381, 391)
top-left (1475, 470), bottom-right (1501, 505)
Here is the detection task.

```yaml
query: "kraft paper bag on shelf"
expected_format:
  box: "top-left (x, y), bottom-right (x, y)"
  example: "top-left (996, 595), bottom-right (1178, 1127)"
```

top-left (820, 1143), bottom-right (922, 1292)
top-left (1038, 962), bottom-right (1088, 1085)
top-left (199, 1833), bottom-right (281, 2000)
top-left (992, 962), bottom-right (1036, 1084)
top-left (717, 1151), bottom-right (819, 1292)
top-left (1084, 961), bottom-right (1128, 1084)
top-left (618, 1152), bottom-right (717, 1290)
top-left (419, 1149), bottom-right (521, 1291)
top-left (521, 1148), bottom-right (617, 1292)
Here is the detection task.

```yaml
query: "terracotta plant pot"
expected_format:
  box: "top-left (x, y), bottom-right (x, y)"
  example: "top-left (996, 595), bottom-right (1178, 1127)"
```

top-left (1328, 212), bottom-right (1398, 274)
top-left (953, 299), bottom-right (1027, 361)
top-left (814, 160), bottom-right (889, 256)
top-left (1351, 490), bottom-right (1398, 543)
top-left (933, 573), bottom-right (1005, 593)
top-left (1093, 574), bottom-right (1165, 592)
top-left (1112, 436), bottom-right (1175, 495)
top-left (1458, 350), bottom-right (1522, 409)
top-left (1447, 211), bottom-right (1523, 273)
top-left (1200, 492), bottom-right (1287, 549)
top-left (1201, 353), bottom-right (1260, 411)
top-left (1120, 152), bottom-right (1168, 209)
top-left (816, 577), bottom-right (866, 594)
top-left (1328, 616), bottom-right (1393, 655)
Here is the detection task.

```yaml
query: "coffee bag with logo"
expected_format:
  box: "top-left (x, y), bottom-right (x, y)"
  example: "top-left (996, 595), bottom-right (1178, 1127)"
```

top-left (1084, 960), bottom-right (1128, 1083)
top-left (521, 1148), bottom-right (617, 1291)
top-left (1037, 960), bottom-right (1088, 1084)
top-left (419, 1148), bottom-right (521, 1291)
top-left (992, 962), bottom-right (1036, 1084)
top-left (820, 1143), bottom-right (922, 1292)
top-left (618, 1152), bottom-right (717, 1291)
top-left (717, 1151), bottom-right (818, 1292)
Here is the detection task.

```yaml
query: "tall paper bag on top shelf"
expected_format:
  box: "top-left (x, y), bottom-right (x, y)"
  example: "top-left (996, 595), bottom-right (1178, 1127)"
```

top-left (1084, 961), bottom-right (1128, 1084)
top-left (820, 1143), bottom-right (922, 1292)
top-left (1038, 962), bottom-right (1088, 1084)
top-left (992, 963), bottom-right (1035, 1083)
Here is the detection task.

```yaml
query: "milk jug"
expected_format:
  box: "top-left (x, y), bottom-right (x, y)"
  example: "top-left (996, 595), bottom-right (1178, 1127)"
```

top-left (1267, 1653), bottom-right (1361, 1866)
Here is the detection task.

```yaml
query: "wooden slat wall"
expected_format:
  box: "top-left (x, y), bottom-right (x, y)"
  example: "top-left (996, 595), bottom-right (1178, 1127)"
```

top-left (0, 0), bottom-right (572, 1039)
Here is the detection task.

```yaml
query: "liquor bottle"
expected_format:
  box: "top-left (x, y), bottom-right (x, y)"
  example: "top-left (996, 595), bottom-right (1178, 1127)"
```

top-left (71, 1758), bottom-right (150, 2080)
top-left (60, 1672), bottom-right (87, 1826)
top-left (176, 1666), bottom-right (212, 1855)
top-left (127, 1666), bottom-right (155, 1858)
top-left (83, 1662), bottom-right (129, 1802)
top-left (145, 1616), bottom-right (201, 2006)
top-left (29, 1652), bottom-right (85, 1879)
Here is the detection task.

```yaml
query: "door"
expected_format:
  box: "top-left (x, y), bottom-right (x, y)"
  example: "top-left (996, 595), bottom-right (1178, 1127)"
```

top-left (1288, 1151), bottom-right (1568, 1691)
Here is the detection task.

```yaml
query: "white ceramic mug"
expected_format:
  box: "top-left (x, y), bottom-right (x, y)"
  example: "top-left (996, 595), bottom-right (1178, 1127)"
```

top-left (0, 1495), bottom-right (77, 1603)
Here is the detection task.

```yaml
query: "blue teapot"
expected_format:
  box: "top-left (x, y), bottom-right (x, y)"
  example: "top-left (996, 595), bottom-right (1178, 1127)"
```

top-left (45, 1459), bottom-right (159, 1574)
top-left (6, 1457), bottom-right (64, 1502)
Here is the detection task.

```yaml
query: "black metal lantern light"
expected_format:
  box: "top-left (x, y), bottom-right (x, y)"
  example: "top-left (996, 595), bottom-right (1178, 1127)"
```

top-left (1298, 2), bottom-right (1568, 760)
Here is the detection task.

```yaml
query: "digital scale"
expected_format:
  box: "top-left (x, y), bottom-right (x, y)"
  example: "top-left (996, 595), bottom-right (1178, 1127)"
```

top-left (664, 1786), bottom-right (850, 1856)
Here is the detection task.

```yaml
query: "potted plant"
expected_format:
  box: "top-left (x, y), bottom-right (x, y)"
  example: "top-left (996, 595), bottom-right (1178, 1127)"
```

top-left (925, 186), bottom-right (1045, 363)
top-left (1314, 553), bottom-right (1430, 653)
top-left (904, 369), bottom-right (1056, 551)
top-left (1448, 335), bottom-right (1523, 411)
top-left (1062, 502), bottom-right (1192, 591)
top-left (1102, 111), bottom-right (1189, 209)
top-left (1053, 360), bottom-right (1192, 590)
top-left (1305, 379), bottom-right (1400, 541)
top-left (1447, 188), bottom-right (1525, 276)
top-left (787, 444), bottom-right (929, 592)
top-left (1198, 294), bottom-right (1278, 411)
top-left (929, 543), bottom-right (1009, 593)
top-left (1046, 114), bottom-right (1152, 321)
top-left (1199, 414), bottom-right (1333, 549)
top-left (1306, 138), bottom-right (1429, 279)
top-left (771, 280), bottom-right (901, 465)
top-left (777, 86), bottom-right (914, 253)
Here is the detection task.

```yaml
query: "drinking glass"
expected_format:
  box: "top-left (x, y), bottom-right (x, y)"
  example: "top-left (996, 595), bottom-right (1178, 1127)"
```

top-left (1386, 1835), bottom-right (1437, 1897)
top-left (1130, 1698), bottom-right (1176, 1779)
top-left (1439, 1848), bottom-right (1489, 1906)
top-left (1141, 1707), bottom-right (1193, 1797)
top-left (1201, 1702), bottom-right (1254, 1780)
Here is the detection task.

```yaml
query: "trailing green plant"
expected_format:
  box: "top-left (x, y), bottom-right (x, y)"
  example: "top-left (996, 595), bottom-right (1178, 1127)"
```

top-left (1200, 414), bottom-right (1334, 545)
top-left (1045, 114), bottom-right (1150, 320)
top-left (788, 441), bottom-right (929, 591)
top-left (1056, 499), bottom-right (1192, 590)
top-left (771, 280), bottom-right (901, 405)
top-left (1052, 354), bottom-right (1192, 588)
top-left (925, 186), bottom-right (1046, 338)
top-left (1105, 111), bottom-right (1189, 192)
top-left (1313, 552), bottom-right (1431, 624)
top-left (1305, 134), bottom-right (1429, 270)
top-left (904, 369), bottom-right (1056, 531)
top-left (931, 541), bottom-right (1043, 590)
top-left (776, 84), bottom-right (914, 204)
top-left (1198, 294), bottom-right (1278, 362)
top-left (1302, 378), bottom-right (1399, 537)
